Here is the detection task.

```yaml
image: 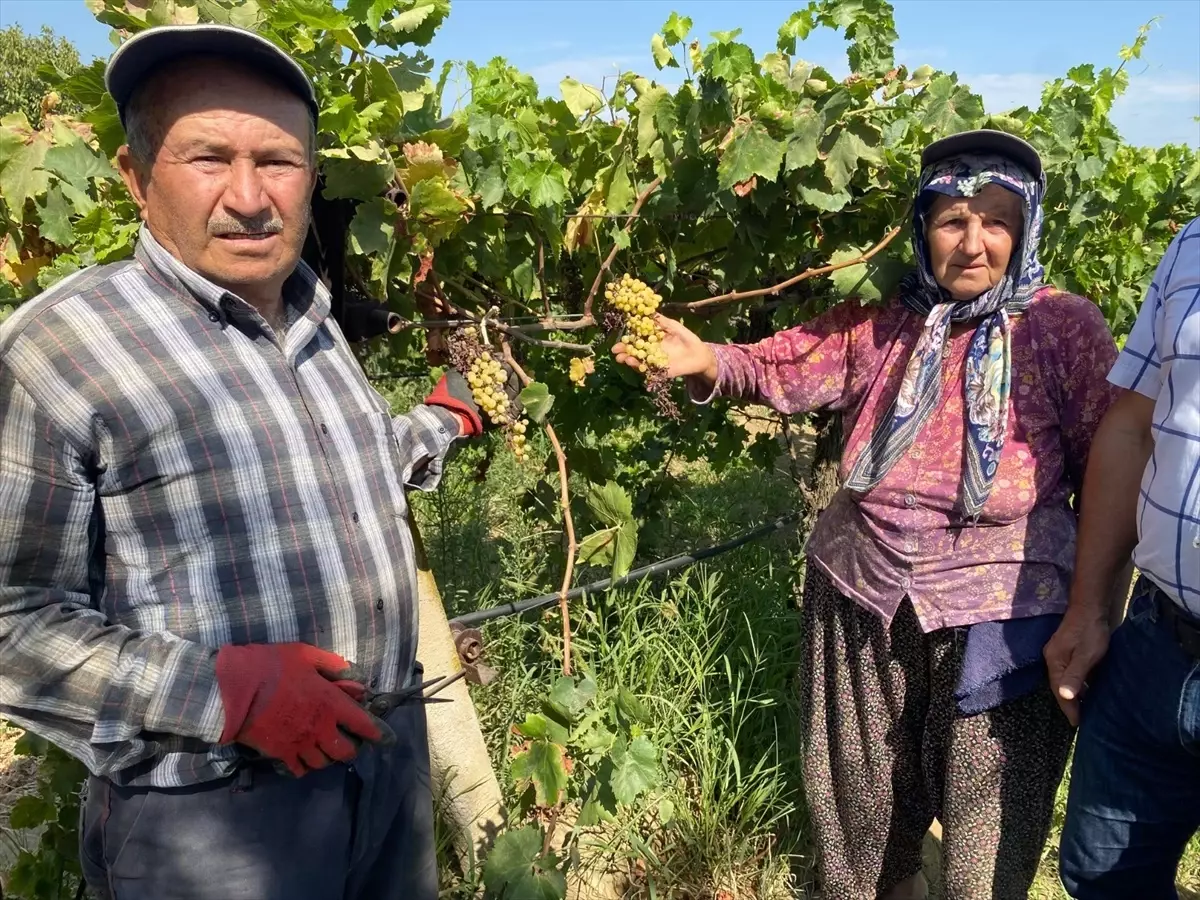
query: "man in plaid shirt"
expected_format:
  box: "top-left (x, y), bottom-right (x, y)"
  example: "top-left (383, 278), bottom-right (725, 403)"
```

top-left (0, 24), bottom-right (496, 900)
top-left (1045, 214), bottom-right (1200, 898)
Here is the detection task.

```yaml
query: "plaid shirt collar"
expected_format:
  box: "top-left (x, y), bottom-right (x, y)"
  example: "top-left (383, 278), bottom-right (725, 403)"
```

top-left (133, 224), bottom-right (332, 339)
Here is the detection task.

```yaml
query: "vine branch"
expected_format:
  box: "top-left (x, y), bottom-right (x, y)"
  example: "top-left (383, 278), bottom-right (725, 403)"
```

top-left (431, 276), bottom-right (595, 351)
top-left (581, 175), bottom-right (664, 321)
top-left (665, 222), bottom-right (903, 312)
top-left (500, 341), bottom-right (576, 676)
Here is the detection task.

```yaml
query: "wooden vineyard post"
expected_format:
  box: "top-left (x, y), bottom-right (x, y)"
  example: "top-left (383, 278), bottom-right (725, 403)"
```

top-left (409, 518), bottom-right (507, 867)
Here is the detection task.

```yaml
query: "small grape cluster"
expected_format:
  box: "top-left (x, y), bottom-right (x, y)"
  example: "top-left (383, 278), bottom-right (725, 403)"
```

top-left (606, 274), bottom-right (668, 372)
top-left (448, 327), bottom-right (530, 461)
top-left (604, 274), bottom-right (679, 418)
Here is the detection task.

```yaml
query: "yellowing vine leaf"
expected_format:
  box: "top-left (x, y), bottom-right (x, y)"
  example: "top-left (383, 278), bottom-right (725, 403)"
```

top-left (0, 130), bottom-right (52, 226)
top-left (651, 34), bottom-right (676, 70)
top-left (559, 77), bottom-right (604, 118)
top-left (401, 140), bottom-right (456, 184)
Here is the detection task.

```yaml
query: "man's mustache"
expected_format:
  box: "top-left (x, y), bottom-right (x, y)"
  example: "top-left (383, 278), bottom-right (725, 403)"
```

top-left (208, 215), bottom-right (284, 236)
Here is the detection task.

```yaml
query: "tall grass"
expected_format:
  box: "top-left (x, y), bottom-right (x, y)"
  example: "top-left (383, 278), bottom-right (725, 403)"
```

top-left (401, 377), bottom-right (814, 896)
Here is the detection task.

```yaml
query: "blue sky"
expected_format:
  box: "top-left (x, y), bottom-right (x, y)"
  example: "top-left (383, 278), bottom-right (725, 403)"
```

top-left (4, 0), bottom-right (1198, 147)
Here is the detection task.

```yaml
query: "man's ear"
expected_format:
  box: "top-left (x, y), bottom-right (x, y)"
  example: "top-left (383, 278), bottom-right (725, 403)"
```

top-left (116, 145), bottom-right (150, 222)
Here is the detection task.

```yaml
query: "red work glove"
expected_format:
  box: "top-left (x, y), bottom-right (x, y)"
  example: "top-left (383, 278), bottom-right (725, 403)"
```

top-left (426, 366), bottom-right (523, 438)
top-left (215, 643), bottom-right (385, 778)
top-left (425, 370), bottom-right (483, 437)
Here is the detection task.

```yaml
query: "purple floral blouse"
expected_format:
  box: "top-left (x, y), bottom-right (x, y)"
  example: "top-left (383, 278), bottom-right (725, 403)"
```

top-left (693, 287), bottom-right (1121, 632)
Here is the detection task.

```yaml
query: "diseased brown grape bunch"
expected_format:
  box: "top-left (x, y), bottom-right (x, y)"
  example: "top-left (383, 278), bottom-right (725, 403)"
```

top-left (448, 327), bottom-right (530, 460)
top-left (605, 274), bottom-right (679, 418)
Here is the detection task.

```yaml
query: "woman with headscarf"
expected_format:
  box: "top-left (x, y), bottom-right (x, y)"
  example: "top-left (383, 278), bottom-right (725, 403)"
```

top-left (614, 130), bottom-right (1122, 899)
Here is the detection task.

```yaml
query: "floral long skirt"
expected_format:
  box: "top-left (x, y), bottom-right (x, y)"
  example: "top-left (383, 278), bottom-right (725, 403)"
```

top-left (798, 564), bottom-right (1074, 900)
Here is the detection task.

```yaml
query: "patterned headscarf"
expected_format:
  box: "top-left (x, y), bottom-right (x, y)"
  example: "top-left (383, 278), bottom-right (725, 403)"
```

top-left (844, 152), bottom-right (1047, 521)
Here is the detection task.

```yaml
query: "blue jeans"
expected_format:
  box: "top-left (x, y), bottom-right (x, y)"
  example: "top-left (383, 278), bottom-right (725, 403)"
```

top-left (1059, 579), bottom-right (1200, 899)
top-left (79, 696), bottom-right (436, 900)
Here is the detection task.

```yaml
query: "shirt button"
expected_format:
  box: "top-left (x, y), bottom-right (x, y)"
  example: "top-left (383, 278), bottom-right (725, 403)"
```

top-left (907, 541), bottom-right (918, 553)
top-left (208, 312), bottom-right (220, 323)
top-left (376, 597), bottom-right (384, 611)
top-left (901, 576), bottom-right (912, 590)
top-left (320, 423), bottom-right (328, 435)
top-left (1193, 535), bottom-right (1200, 548)
top-left (352, 512), bottom-right (360, 523)
top-left (904, 493), bottom-right (917, 508)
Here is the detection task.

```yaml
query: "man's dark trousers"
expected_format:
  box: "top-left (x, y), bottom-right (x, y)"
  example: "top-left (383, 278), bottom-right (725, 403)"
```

top-left (79, 696), bottom-right (436, 900)
top-left (1058, 579), bottom-right (1200, 899)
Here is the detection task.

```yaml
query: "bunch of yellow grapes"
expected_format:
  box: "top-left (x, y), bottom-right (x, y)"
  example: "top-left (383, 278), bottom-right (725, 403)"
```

top-left (464, 351), bottom-right (530, 461)
top-left (606, 274), bottom-right (669, 372)
top-left (510, 418), bottom-right (528, 460)
top-left (466, 352), bottom-right (511, 424)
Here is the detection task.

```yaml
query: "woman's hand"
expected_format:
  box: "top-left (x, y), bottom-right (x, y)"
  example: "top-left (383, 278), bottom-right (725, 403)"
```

top-left (612, 315), bottom-right (719, 383)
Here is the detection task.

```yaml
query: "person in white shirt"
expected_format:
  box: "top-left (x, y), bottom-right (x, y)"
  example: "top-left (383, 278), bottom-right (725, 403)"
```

top-left (1045, 214), bottom-right (1200, 899)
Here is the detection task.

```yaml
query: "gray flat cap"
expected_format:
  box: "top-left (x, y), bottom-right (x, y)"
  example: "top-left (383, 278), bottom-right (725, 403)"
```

top-left (104, 24), bottom-right (318, 126)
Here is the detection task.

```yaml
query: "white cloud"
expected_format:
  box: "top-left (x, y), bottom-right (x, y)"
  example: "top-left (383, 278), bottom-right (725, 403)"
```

top-left (958, 70), bottom-right (1199, 147)
top-left (963, 73), bottom-right (1051, 113)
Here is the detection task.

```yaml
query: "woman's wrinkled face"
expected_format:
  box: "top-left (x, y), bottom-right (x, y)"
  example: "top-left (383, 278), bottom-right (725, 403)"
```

top-left (924, 184), bottom-right (1022, 302)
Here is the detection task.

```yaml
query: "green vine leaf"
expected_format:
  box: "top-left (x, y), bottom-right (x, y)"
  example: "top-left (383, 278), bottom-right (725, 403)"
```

top-left (346, 0), bottom-right (392, 31)
top-left (348, 197), bottom-right (398, 284)
top-left (269, 0), bottom-right (349, 30)
top-left (38, 185), bottom-right (75, 246)
top-left (612, 519), bottom-right (638, 579)
top-left (635, 86), bottom-right (677, 160)
top-left (718, 122), bottom-right (786, 191)
top-left (919, 74), bottom-right (986, 136)
top-left (548, 674), bottom-right (597, 721)
top-left (609, 734), bottom-right (659, 805)
top-left (661, 12), bottom-right (693, 46)
top-left (515, 712), bottom-right (570, 745)
top-left (518, 382), bottom-right (554, 423)
top-left (829, 244), bottom-right (909, 303)
top-left (823, 121), bottom-right (883, 193)
top-left (319, 143), bottom-right (396, 201)
top-left (483, 826), bottom-right (567, 900)
top-left (8, 794), bottom-right (55, 830)
top-left (42, 138), bottom-right (117, 191)
top-left (586, 481), bottom-right (633, 527)
top-left (407, 178), bottom-right (470, 245)
top-left (785, 105), bottom-right (825, 172)
top-left (0, 131), bottom-right (52, 225)
top-left (576, 526), bottom-right (618, 569)
top-left (511, 738), bottom-right (570, 807)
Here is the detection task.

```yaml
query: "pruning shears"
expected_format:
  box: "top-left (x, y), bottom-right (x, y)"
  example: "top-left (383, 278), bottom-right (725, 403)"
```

top-left (361, 669), bottom-right (466, 718)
